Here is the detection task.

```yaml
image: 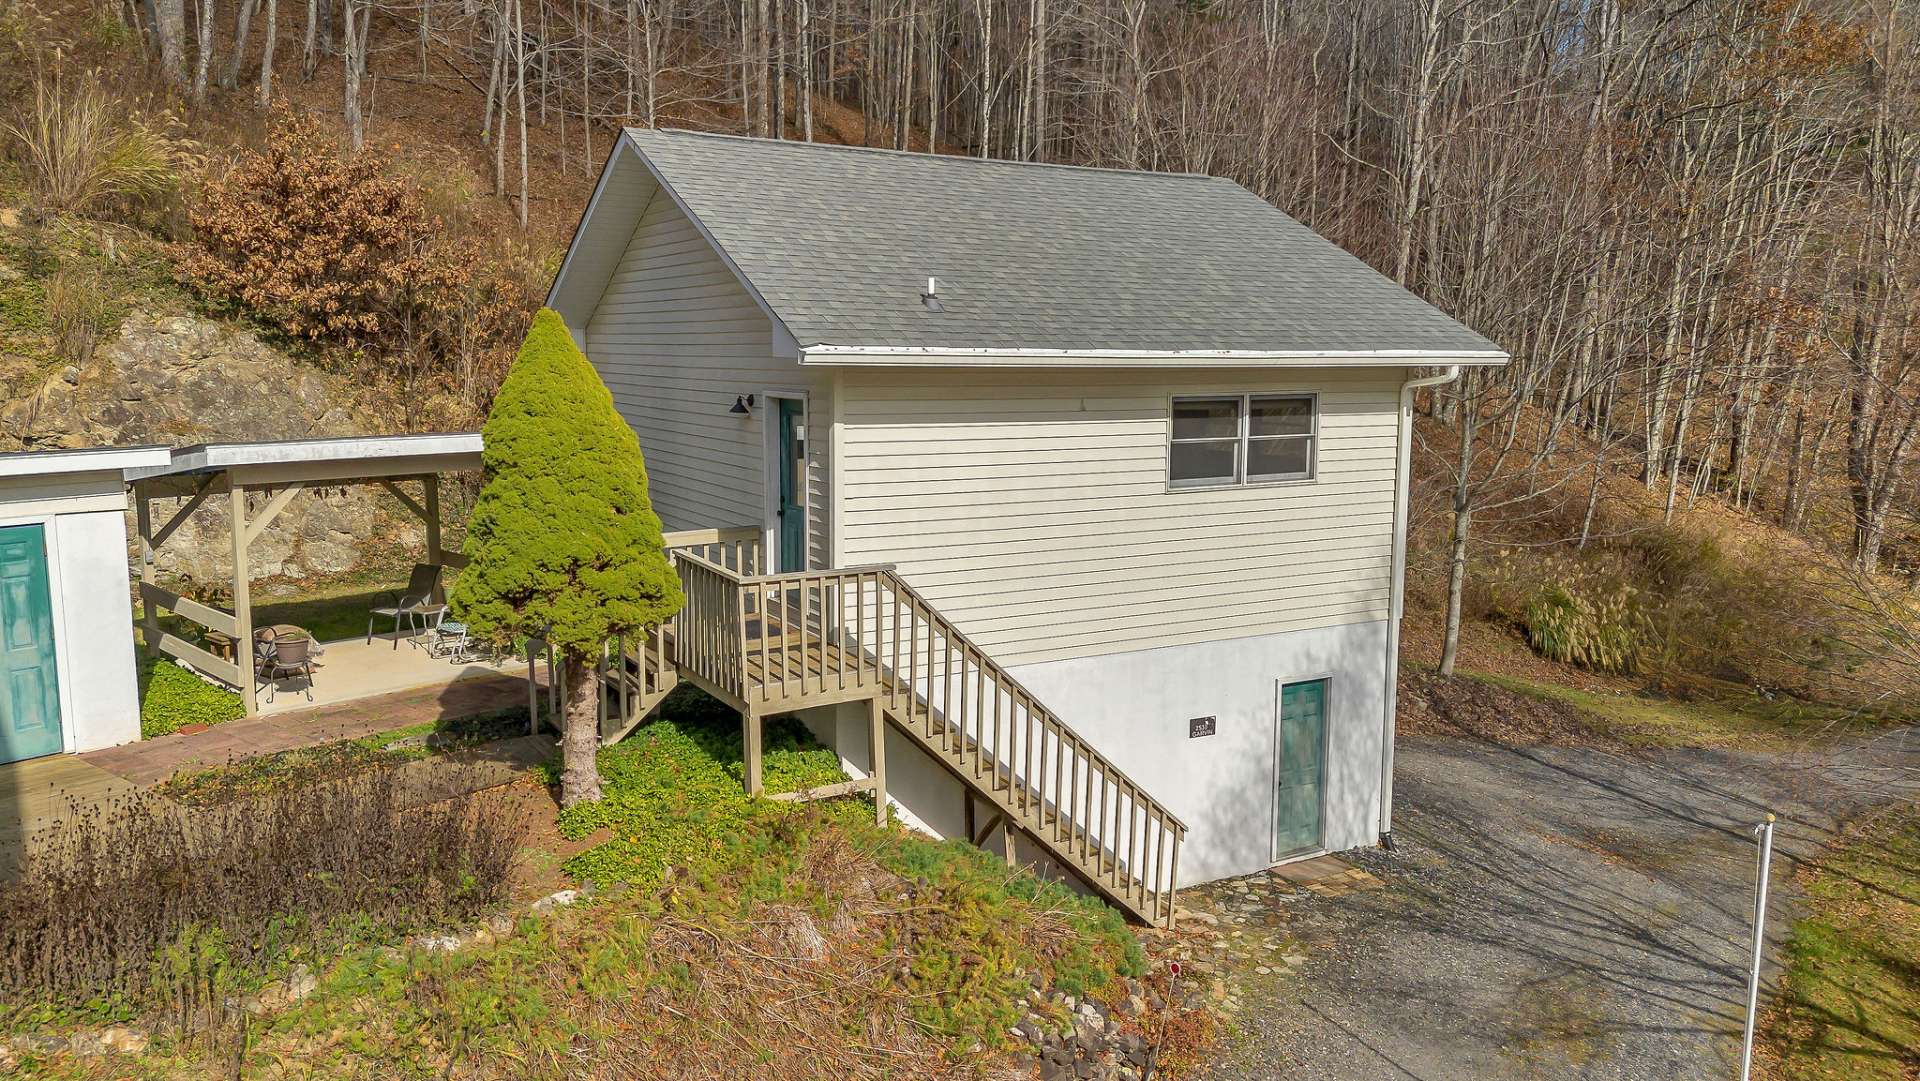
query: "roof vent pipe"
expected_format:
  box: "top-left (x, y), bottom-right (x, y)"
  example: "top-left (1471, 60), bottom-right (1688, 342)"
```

top-left (921, 277), bottom-right (944, 313)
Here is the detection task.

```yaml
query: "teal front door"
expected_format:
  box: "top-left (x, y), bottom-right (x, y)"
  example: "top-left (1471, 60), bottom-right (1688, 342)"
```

top-left (776, 398), bottom-right (807, 571)
top-left (0, 524), bottom-right (63, 764)
top-left (1274, 678), bottom-right (1328, 860)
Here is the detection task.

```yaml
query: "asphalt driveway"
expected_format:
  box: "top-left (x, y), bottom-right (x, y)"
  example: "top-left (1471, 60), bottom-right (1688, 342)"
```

top-left (1205, 730), bottom-right (1920, 1080)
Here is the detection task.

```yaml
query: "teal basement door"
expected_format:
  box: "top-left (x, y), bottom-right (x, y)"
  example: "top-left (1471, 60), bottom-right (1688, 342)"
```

top-left (0, 524), bottom-right (63, 764)
top-left (1273, 678), bottom-right (1328, 860)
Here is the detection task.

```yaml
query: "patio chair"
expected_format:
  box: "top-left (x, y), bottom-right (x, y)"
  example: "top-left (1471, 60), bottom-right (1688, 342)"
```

top-left (366, 563), bottom-right (447, 649)
top-left (254, 629), bottom-right (316, 703)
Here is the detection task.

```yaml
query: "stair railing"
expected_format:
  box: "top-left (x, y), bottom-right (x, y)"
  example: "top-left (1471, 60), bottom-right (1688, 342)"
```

top-left (665, 550), bottom-right (1188, 925)
top-left (875, 571), bottom-right (1188, 924)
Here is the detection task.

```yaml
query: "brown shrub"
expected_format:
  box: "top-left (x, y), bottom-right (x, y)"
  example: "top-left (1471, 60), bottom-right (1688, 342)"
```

top-left (0, 767), bottom-right (516, 1011)
top-left (178, 112), bottom-right (527, 421)
top-left (181, 112), bottom-right (431, 342)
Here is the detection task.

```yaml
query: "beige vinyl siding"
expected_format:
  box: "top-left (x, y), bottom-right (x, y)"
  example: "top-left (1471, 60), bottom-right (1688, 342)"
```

top-left (584, 190), bottom-right (831, 565)
top-left (836, 367), bottom-right (1404, 667)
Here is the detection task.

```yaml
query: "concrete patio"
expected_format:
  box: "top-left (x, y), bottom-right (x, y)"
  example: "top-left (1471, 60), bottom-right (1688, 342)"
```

top-left (255, 628), bottom-right (534, 716)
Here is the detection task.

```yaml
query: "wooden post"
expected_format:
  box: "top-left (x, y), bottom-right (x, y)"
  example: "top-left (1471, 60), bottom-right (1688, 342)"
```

top-left (422, 474), bottom-right (443, 601)
top-left (743, 705), bottom-right (764, 796)
top-left (230, 483), bottom-right (256, 715)
top-left (963, 792), bottom-right (975, 843)
top-left (135, 483), bottom-right (158, 651)
top-left (868, 695), bottom-right (887, 826)
top-left (1003, 819), bottom-right (1016, 868)
top-left (526, 638), bottom-right (539, 736)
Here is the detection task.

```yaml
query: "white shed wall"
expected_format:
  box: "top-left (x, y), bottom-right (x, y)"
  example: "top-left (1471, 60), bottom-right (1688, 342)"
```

top-left (0, 473), bottom-right (142, 754)
top-left (49, 511), bottom-right (143, 751)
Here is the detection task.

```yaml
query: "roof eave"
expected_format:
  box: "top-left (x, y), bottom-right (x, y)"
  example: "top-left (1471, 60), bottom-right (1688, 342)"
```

top-left (798, 345), bottom-right (1510, 368)
top-left (0, 445), bottom-right (173, 480)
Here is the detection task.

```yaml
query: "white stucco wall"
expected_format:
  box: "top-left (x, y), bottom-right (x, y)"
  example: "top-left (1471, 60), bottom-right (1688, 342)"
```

top-left (797, 620), bottom-right (1388, 887)
top-left (1008, 620), bottom-right (1389, 883)
top-left (0, 472), bottom-right (143, 756)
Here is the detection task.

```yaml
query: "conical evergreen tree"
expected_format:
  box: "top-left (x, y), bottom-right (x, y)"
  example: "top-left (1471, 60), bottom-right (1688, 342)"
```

top-left (452, 307), bottom-right (682, 805)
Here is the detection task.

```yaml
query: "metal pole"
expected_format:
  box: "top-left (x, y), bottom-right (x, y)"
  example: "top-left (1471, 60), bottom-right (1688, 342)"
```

top-left (1740, 813), bottom-right (1776, 1081)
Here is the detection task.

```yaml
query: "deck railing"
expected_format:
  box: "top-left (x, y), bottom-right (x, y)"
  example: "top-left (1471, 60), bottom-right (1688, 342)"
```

top-left (664, 549), bottom-right (1188, 925)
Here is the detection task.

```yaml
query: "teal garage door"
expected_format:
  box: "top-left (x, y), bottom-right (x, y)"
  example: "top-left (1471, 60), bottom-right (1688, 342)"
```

top-left (0, 524), bottom-right (63, 763)
top-left (1273, 678), bottom-right (1328, 860)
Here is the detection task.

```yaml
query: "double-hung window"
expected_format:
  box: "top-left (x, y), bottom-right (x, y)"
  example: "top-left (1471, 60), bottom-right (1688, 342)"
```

top-left (1168, 393), bottom-right (1317, 488)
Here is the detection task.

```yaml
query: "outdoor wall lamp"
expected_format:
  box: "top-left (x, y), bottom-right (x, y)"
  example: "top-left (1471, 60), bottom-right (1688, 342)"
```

top-left (730, 394), bottom-right (755, 415)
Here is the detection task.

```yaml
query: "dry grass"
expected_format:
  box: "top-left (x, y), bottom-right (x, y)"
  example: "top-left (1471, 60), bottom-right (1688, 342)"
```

top-left (1762, 809), bottom-right (1920, 1081)
top-left (41, 265), bottom-right (108, 362)
top-left (0, 767), bottom-right (516, 1010)
top-left (1, 68), bottom-right (185, 218)
top-left (1404, 403), bottom-right (1920, 721)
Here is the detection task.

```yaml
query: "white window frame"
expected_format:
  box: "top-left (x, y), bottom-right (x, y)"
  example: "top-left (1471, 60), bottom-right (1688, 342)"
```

top-left (1167, 392), bottom-right (1318, 490)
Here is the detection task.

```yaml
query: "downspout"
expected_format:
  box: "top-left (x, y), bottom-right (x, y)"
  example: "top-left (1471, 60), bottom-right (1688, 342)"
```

top-left (1380, 364), bottom-right (1461, 849)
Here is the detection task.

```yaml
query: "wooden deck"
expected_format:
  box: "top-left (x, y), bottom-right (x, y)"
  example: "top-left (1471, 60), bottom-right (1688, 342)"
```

top-left (601, 530), bottom-right (1189, 927)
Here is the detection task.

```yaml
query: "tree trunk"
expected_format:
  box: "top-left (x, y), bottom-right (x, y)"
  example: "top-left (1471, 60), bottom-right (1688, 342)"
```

top-left (1438, 390), bottom-right (1476, 677)
top-left (1393, 0), bottom-right (1444, 287)
top-left (342, 0), bottom-right (365, 150)
top-left (514, 0), bottom-right (530, 228)
top-left (798, 0), bottom-right (812, 140)
top-left (300, 0), bottom-right (317, 78)
top-left (257, 0), bottom-right (277, 105)
top-left (155, 0), bottom-right (188, 83)
top-left (771, 0), bottom-right (785, 139)
top-left (221, 0), bottom-right (261, 88)
top-left (559, 656), bottom-right (603, 807)
top-left (192, 0), bottom-right (215, 104)
top-left (756, 0), bottom-right (772, 136)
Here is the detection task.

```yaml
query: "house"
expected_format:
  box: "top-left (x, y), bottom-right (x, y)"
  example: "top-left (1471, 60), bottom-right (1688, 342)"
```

top-left (0, 445), bottom-right (171, 763)
top-left (546, 130), bottom-right (1509, 917)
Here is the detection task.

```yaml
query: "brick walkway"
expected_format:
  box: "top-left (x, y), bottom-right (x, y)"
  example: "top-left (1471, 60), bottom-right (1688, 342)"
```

top-left (80, 671), bottom-right (539, 787)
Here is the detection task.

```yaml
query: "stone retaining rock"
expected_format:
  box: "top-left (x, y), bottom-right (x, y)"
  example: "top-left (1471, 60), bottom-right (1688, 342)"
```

top-left (0, 308), bottom-right (426, 581)
top-left (1005, 970), bottom-right (1214, 1081)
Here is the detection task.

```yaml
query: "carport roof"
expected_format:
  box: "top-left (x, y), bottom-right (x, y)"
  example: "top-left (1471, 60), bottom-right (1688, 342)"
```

top-left (0, 445), bottom-right (172, 479)
top-left (124, 433), bottom-right (482, 487)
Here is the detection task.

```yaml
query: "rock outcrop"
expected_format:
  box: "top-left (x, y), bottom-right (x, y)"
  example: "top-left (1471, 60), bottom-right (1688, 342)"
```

top-left (1, 310), bottom-right (423, 581)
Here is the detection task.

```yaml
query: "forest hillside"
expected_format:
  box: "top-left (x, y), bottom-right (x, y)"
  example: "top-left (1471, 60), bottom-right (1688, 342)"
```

top-left (2, 0), bottom-right (1918, 721)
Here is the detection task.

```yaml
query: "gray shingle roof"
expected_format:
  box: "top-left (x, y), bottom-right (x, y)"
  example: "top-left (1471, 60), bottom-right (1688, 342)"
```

top-left (627, 129), bottom-right (1504, 358)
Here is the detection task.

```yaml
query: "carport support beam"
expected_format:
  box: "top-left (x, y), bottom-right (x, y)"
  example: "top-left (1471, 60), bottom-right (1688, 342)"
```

top-left (230, 483), bottom-right (257, 716)
top-left (135, 483), bottom-right (158, 650)
top-left (423, 474), bottom-right (443, 580)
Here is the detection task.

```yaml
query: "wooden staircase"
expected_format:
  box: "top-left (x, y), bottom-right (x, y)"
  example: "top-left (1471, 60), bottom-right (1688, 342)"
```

top-left (588, 529), bottom-right (1188, 927)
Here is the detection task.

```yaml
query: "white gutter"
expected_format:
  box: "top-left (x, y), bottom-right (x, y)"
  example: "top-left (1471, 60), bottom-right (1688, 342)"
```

top-left (1379, 364), bottom-right (1461, 848)
top-left (799, 345), bottom-right (1509, 368)
top-left (798, 347), bottom-right (1512, 362)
